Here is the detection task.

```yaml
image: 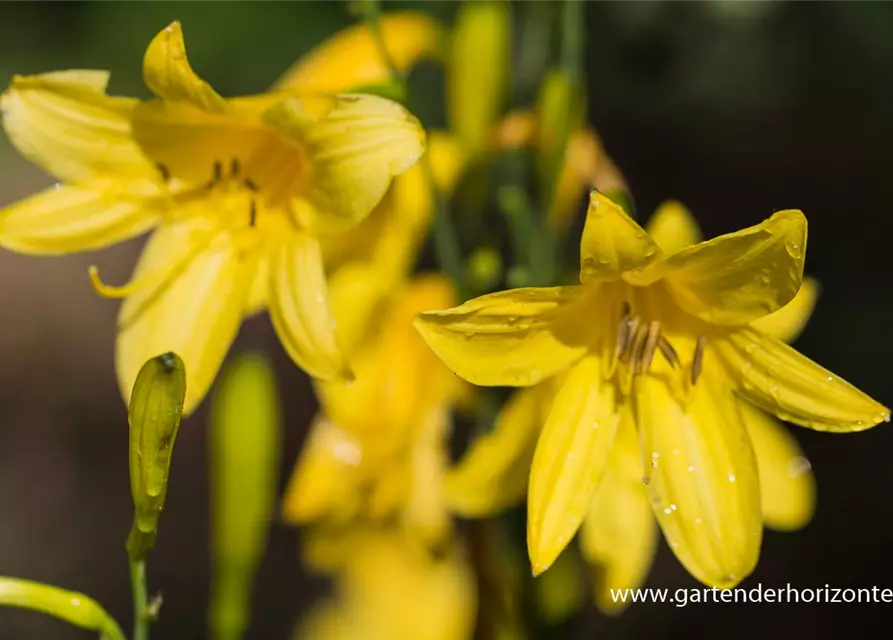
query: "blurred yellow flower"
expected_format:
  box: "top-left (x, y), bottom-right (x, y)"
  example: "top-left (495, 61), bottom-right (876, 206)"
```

top-left (297, 528), bottom-right (476, 640)
top-left (416, 191), bottom-right (888, 586)
top-left (283, 275), bottom-right (464, 548)
top-left (272, 12), bottom-right (445, 94)
top-left (0, 21), bottom-right (425, 414)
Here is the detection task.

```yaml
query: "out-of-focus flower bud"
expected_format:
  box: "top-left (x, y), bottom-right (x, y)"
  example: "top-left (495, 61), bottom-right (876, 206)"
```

top-left (0, 577), bottom-right (126, 640)
top-left (448, 1), bottom-right (511, 154)
top-left (126, 352), bottom-right (186, 560)
top-left (208, 353), bottom-right (281, 640)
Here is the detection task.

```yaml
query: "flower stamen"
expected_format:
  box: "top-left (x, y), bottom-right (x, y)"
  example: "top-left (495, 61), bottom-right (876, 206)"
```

top-left (657, 336), bottom-right (680, 369)
top-left (639, 320), bottom-right (661, 374)
top-left (691, 335), bottom-right (707, 385)
top-left (155, 163), bottom-right (170, 183)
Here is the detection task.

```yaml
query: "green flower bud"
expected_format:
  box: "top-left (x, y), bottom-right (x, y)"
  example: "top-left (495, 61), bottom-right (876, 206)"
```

top-left (126, 352), bottom-right (186, 560)
top-left (448, 0), bottom-right (511, 154)
top-left (208, 353), bottom-right (280, 640)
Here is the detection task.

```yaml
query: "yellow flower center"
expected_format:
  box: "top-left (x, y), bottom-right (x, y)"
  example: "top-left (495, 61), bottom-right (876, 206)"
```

top-left (131, 102), bottom-right (310, 233)
top-left (605, 283), bottom-right (706, 402)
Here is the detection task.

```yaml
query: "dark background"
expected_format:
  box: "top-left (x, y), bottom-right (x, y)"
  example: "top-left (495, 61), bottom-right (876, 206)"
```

top-left (0, 1), bottom-right (892, 638)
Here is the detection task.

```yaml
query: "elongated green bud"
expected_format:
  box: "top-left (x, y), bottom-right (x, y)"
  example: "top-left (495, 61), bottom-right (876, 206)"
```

top-left (0, 577), bottom-right (126, 640)
top-left (126, 352), bottom-right (186, 560)
top-left (448, 0), bottom-right (511, 154)
top-left (208, 353), bottom-right (280, 640)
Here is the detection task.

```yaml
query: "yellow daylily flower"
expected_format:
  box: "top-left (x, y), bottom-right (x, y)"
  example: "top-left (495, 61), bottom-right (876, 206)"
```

top-left (282, 275), bottom-right (463, 547)
top-left (446, 201), bottom-right (824, 613)
top-left (297, 528), bottom-right (476, 640)
top-left (0, 22), bottom-right (425, 414)
top-left (417, 191), bottom-right (888, 587)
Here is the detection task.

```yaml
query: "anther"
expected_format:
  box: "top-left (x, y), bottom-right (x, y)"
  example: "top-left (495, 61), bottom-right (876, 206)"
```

top-left (614, 302), bottom-right (632, 358)
top-left (639, 321), bottom-right (661, 373)
top-left (657, 336), bottom-right (680, 369)
top-left (619, 316), bottom-right (640, 363)
top-left (628, 323), bottom-right (649, 373)
top-left (230, 158), bottom-right (241, 177)
top-left (244, 177), bottom-right (260, 192)
top-left (210, 160), bottom-right (223, 187)
top-left (155, 163), bottom-right (170, 183)
top-left (691, 335), bottom-right (707, 385)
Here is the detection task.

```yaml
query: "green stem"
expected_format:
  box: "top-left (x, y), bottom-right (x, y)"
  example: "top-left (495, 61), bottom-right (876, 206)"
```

top-left (129, 558), bottom-right (149, 640)
top-left (561, 0), bottom-right (585, 85)
top-left (497, 185), bottom-right (553, 287)
top-left (358, 0), bottom-right (469, 299)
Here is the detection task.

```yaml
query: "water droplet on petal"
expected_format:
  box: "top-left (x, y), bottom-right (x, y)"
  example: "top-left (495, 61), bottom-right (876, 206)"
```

top-left (787, 456), bottom-right (811, 479)
top-left (784, 239), bottom-right (802, 259)
top-left (728, 474), bottom-right (736, 482)
top-left (687, 465), bottom-right (695, 472)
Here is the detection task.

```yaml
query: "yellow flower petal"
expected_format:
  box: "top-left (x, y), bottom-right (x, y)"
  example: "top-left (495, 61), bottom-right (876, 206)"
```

top-left (243, 254), bottom-right (269, 317)
top-left (749, 277), bottom-right (819, 344)
top-left (717, 327), bottom-right (889, 431)
top-left (528, 355), bottom-right (621, 576)
top-left (635, 375), bottom-right (762, 589)
top-left (142, 21), bottom-right (227, 113)
top-left (445, 384), bottom-right (549, 516)
top-left (265, 95), bottom-right (425, 232)
top-left (645, 200), bottom-right (702, 255)
top-left (1, 71), bottom-right (157, 184)
top-left (325, 262), bottom-right (391, 355)
top-left (414, 285), bottom-right (594, 387)
top-left (321, 132), bottom-right (465, 284)
top-left (579, 190), bottom-right (662, 284)
top-left (316, 275), bottom-right (455, 445)
top-left (403, 408), bottom-right (452, 548)
top-left (268, 227), bottom-right (351, 381)
top-left (739, 402), bottom-right (815, 531)
top-left (271, 12), bottom-right (444, 93)
top-left (580, 416), bottom-right (657, 615)
top-left (281, 416), bottom-right (362, 525)
top-left (116, 219), bottom-right (258, 415)
top-left (665, 210), bottom-right (807, 325)
top-left (0, 185), bottom-right (158, 255)
top-left (301, 532), bottom-right (477, 640)
top-left (490, 109), bottom-right (536, 150)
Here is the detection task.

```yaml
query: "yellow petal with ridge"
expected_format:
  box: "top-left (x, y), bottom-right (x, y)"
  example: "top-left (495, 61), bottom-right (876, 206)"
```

top-left (665, 210), bottom-right (806, 325)
top-left (635, 374), bottom-right (762, 589)
top-left (528, 355), bottom-right (620, 576)
top-left (414, 285), bottom-right (594, 387)
top-left (268, 227), bottom-right (351, 381)
top-left (718, 327), bottom-right (889, 431)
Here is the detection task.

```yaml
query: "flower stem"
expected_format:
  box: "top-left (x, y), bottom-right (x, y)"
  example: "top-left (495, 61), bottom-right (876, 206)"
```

top-left (561, 0), bottom-right (585, 85)
top-left (357, 0), bottom-right (469, 300)
top-left (129, 556), bottom-right (149, 640)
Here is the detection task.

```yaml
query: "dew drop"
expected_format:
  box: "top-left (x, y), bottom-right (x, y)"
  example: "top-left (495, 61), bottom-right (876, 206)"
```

top-left (687, 465), bottom-right (695, 472)
top-left (787, 456), bottom-right (811, 479)
top-left (70, 597), bottom-right (81, 607)
top-left (694, 517), bottom-right (702, 525)
top-left (785, 239), bottom-right (802, 259)
top-left (664, 507), bottom-right (672, 515)
top-left (728, 474), bottom-right (736, 483)
top-left (672, 449), bottom-right (680, 456)
top-left (670, 503), bottom-right (677, 511)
